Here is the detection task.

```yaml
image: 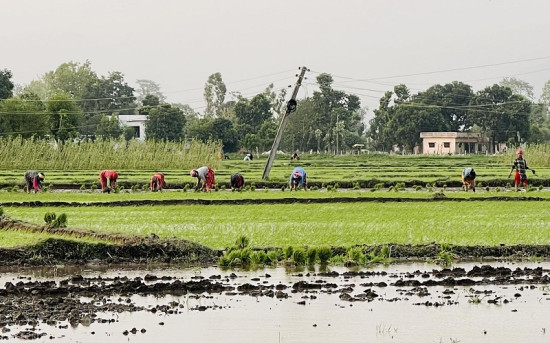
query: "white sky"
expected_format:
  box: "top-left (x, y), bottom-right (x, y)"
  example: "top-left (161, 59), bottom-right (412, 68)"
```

top-left (2, 0), bottom-right (550, 117)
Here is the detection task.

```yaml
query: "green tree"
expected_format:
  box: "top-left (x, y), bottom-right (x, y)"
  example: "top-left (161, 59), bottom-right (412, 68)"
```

top-left (0, 92), bottom-right (48, 137)
top-left (96, 114), bottom-right (123, 139)
top-left (0, 69), bottom-right (14, 100)
top-left (47, 92), bottom-right (82, 141)
top-left (136, 79), bottom-right (165, 104)
top-left (468, 84), bottom-right (531, 151)
top-left (187, 117), bottom-right (239, 152)
top-left (203, 72), bottom-right (226, 118)
top-left (145, 104), bottom-right (186, 141)
top-left (499, 77), bottom-right (534, 101)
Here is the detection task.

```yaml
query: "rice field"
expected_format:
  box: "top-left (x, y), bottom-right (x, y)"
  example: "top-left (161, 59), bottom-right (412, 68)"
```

top-left (5, 201), bottom-right (550, 250)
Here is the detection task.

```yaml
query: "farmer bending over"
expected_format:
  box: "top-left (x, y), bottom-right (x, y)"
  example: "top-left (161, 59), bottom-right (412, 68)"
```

top-left (461, 167), bottom-right (476, 192)
top-left (99, 170), bottom-right (118, 193)
top-left (150, 172), bottom-right (167, 192)
top-left (508, 149), bottom-right (535, 191)
top-left (289, 167), bottom-right (307, 191)
top-left (230, 173), bottom-right (245, 191)
top-left (24, 170), bottom-right (45, 193)
top-left (190, 166), bottom-right (216, 191)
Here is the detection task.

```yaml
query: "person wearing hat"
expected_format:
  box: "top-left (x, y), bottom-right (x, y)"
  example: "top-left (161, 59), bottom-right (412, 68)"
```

top-left (190, 166), bottom-right (216, 191)
top-left (508, 149), bottom-right (535, 191)
top-left (289, 167), bottom-right (307, 190)
top-left (230, 173), bottom-right (245, 191)
top-left (461, 167), bottom-right (477, 192)
top-left (99, 170), bottom-right (119, 193)
top-left (24, 170), bottom-right (45, 193)
top-left (150, 172), bottom-right (167, 192)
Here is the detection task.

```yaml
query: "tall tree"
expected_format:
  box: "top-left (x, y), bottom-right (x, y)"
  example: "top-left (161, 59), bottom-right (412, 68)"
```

top-left (203, 72), bottom-right (226, 118)
top-left (47, 92), bottom-right (82, 141)
top-left (96, 114), bottom-right (123, 139)
top-left (0, 69), bottom-right (14, 100)
top-left (0, 92), bottom-right (48, 137)
top-left (187, 117), bottom-right (238, 152)
top-left (145, 104), bottom-right (186, 141)
top-left (499, 77), bottom-right (534, 101)
top-left (136, 79), bottom-right (165, 104)
top-left (468, 84), bottom-right (531, 150)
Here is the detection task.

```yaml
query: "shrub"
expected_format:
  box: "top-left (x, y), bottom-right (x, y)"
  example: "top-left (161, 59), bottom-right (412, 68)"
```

top-left (317, 246), bottom-right (332, 264)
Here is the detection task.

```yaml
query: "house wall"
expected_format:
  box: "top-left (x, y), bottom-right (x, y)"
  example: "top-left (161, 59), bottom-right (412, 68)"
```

top-left (118, 115), bottom-right (147, 140)
top-left (422, 137), bottom-right (456, 155)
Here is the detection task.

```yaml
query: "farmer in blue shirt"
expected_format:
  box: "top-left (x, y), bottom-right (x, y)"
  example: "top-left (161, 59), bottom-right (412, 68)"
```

top-left (289, 167), bottom-right (307, 190)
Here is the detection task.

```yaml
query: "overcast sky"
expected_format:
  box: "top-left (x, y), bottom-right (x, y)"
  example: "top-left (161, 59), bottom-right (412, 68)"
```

top-left (2, 0), bottom-right (550, 117)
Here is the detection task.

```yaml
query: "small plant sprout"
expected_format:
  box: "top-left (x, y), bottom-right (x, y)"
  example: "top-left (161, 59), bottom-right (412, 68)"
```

top-left (235, 235), bottom-right (250, 249)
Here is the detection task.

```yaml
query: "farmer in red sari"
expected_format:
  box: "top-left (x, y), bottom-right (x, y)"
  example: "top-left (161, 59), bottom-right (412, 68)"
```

top-left (24, 170), bottom-right (45, 193)
top-left (190, 166), bottom-right (216, 191)
top-left (150, 172), bottom-right (167, 192)
top-left (99, 170), bottom-right (118, 193)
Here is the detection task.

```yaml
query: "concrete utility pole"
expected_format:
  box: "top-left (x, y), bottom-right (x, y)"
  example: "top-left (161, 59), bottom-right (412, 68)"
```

top-left (262, 66), bottom-right (308, 180)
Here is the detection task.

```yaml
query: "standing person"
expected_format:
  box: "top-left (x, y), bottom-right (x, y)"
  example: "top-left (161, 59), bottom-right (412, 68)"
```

top-left (230, 173), bottom-right (245, 191)
top-left (289, 167), bottom-right (307, 190)
top-left (99, 170), bottom-right (118, 193)
top-left (190, 166), bottom-right (216, 191)
top-left (461, 168), bottom-right (477, 192)
top-left (150, 172), bottom-right (167, 192)
top-left (508, 149), bottom-right (535, 191)
top-left (24, 170), bottom-right (45, 193)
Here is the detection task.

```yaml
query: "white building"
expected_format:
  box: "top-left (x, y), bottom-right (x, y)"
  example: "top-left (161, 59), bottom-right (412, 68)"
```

top-left (118, 114), bottom-right (147, 140)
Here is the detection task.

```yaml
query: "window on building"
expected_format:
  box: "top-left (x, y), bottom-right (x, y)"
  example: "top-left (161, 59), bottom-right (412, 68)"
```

top-left (428, 142), bottom-right (435, 148)
top-left (443, 142), bottom-right (450, 148)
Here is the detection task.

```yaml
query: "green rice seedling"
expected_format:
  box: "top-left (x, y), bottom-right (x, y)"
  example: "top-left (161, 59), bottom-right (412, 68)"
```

top-left (380, 245), bottom-right (391, 259)
top-left (317, 246), bottom-right (332, 264)
top-left (436, 243), bottom-right (455, 264)
top-left (221, 185), bottom-right (226, 190)
top-left (311, 186), bottom-right (319, 191)
top-left (80, 184), bottom-right (87, 191)
top-left (214, 185), bottom-right (219, 192)
top-left (334, 183), bottom-right (340, 190)
top-left (353, 182), bottom-right (360, 190)
top-left (54, 213), bottom-right (68, 228)
top-left (183, 184), bottom-right (190, 192)
top-left (506, 183), bottom-right (511, 189)
top-left (250, 250), bottom-right (267, 265)
top-left (306, 247), bottom-right (317, 265)
top-left (90, 184), bottom-right (98, 190)
top-left (347, 247), bottom-right (364, 263)
top-left (11, 185), bottom-right (19, 192)
top-left (245, 185), bottom-right (251, 192)
top-left (321, 183), bottom-right (326, 189)
top-left (283, 245), bottom-right (294, 260)
top-left (142, 184), bottom-right (148, 191)
top-left (539, 185), bottom-right (544, 191)
top-left (413, 185), bottom-right (422, 191)
top-left (388, 186), bottom-right (394, 192)
top-left (218, 255), bottom-right (231, 267)
top-left (527, 185), bottom-right (536, 192)
top-left (329, 254), bottom-right (346, 265)
top-left (240, 247), bottom-right (252, 264)
top-left (266, 250), bottom-right (282, 265)
top-left (373, 183), bottom-right (384, 190)
top-left (235, 235), bottom-right (250, 249)
top-left (394, 182), bottom-right (405, 191)
top-left (250, 185), bottom-right (256, 192)
top-left (263, 187), bottom-right (268, 193)
top-left (478, 182), bottom-right (483, 188)
top-left (44, 212), bottom-right (56, 224)
top-left (292, 248), bottom-right (307, 265)
top-left (485, 186), bottom-right (490, 192)
top-left (226, 249), bottom-right (243, 266)
top-left (326, 185), bottom-right (333, 191)
top-left (281, 185), bottom-right (286, 192)
top-left (495, 187), bottom-right (501, 192)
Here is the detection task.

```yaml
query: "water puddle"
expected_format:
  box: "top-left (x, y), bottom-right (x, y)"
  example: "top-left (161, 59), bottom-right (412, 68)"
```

top-left (1, 261), bottom-right (550, 342)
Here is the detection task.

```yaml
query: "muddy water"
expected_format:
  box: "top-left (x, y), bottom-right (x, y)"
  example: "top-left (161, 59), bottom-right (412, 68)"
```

top-left (2, 262), bottom-right (550, 342)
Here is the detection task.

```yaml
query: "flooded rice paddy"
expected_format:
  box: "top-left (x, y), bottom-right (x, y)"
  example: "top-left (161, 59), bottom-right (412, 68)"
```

top-left (2, 261), bottom-right (550, 342)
